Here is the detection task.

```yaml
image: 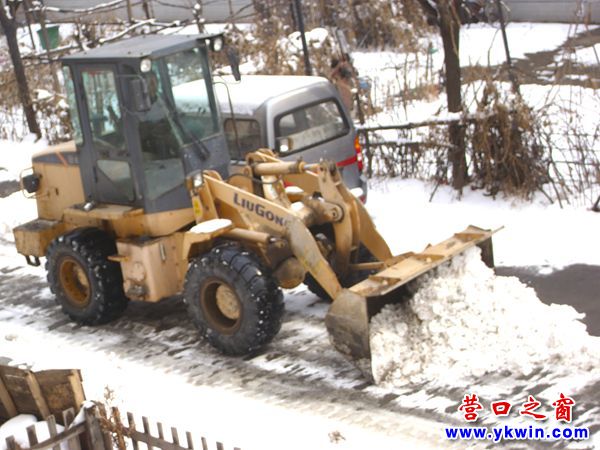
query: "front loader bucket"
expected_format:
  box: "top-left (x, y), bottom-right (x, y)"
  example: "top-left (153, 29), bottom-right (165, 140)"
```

top-left (325, 225), bottom-right (498, 378)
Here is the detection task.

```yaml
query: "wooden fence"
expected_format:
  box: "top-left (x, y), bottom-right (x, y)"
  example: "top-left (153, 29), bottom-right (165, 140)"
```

top-left (0, 365), bottom-right (85, 424)
top-left (356, 115), bottom-right (477, 179)
top-left (357, 113), bottom-right (600, 206)
top-left (2, 405), bottom-right (241, 450)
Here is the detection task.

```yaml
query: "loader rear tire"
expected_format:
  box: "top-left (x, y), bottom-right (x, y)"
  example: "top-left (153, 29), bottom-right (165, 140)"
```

top-left (46, 228), bottom-right (128, 325)
top-left (184, 244), bottom-right (284, 356)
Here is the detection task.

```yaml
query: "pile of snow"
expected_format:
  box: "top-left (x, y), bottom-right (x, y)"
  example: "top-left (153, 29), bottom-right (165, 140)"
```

top-left (370, 247), bottom-right (600, 387)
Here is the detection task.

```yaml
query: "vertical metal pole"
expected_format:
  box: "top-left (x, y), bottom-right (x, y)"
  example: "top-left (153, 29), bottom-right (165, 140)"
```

top-left (126, 0), bottom-right (134, 23)
top-left (292, 0), bottom-right (312, 75)
top-left (36, 6), bottom-right (61, 93)
top-left (142, 0), bottom-right (152, 20)
top-left (194, 0), bottom-right (205, 33)
top-left (496, 0), bottom-right (519, 93)
top-left (22, 0), bottom-right (37, 50)
top-left (227, 0), bottom-right (235, 24)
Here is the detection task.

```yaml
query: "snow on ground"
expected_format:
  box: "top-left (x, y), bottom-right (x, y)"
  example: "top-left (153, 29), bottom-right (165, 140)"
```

top-left (572, 43), bottom-right (600, 65)
top-left (458, 23), bottom-right (584, 66)
top-left (0, 243), bottom-right (462, 450)
top-left (0, 135), bottom-right (45, 183)
top-left (354, 22), bottom-right (582, 76)
top-left (1, 162), bottom-right (599, 448)
top-left (368, 177), bottom-right (600, 269)
top-left (370, 247), bottom-right (600, 387)
top-left (352, 22), bottom-right (596, 115)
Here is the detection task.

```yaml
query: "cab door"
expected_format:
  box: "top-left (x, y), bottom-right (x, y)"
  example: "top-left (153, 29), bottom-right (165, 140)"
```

top-left (78, 65), bottom-right (139, 206)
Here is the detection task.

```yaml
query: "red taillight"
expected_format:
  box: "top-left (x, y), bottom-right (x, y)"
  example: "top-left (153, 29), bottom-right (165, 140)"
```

top-left (354, 135), bottom-right (364, 173)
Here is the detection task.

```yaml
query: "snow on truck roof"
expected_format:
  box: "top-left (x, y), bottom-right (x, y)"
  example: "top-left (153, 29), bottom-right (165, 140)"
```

top-left (214, 75), bottom-right (330, 116)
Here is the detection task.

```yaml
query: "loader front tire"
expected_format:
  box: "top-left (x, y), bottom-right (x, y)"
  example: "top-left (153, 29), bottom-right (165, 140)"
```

top-left (184, 244), bottom-right (284, 356)
top-left (46, 228), bottom-right (128, 325)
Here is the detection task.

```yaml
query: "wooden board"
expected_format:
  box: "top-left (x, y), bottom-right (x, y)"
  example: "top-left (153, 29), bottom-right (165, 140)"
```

top-left (0, 365), bottom-right (86, 425)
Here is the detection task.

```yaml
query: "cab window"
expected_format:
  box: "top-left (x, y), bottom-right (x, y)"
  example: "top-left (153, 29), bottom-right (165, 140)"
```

top-left (165, 48), bottom-right (220, 141)
top-left (81, 69), bottom-right (125, 153)
top-left (82, 68), bottom-right (134, 202)
top-left (137, 65), bottom-right (186, 201)
top-left (62, 67), bottom-right (83, 146)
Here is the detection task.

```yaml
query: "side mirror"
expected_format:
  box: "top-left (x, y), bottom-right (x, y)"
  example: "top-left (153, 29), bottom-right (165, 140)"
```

top-left (129, 78), bottom-right (152, 112)
top-left (226, 46), bottom-right (241, 82)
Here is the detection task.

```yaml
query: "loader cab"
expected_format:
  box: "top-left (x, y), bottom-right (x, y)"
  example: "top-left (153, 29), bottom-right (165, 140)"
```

top-left (61, 34), bottom-right (230, 214)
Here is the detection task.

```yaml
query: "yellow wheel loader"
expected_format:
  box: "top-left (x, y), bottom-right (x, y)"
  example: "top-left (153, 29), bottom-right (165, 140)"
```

top-left (12, 34), bottom-right (495, 377)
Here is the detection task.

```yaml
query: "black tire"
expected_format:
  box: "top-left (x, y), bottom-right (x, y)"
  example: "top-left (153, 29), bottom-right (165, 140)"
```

top-left (303, 273), bottom-right (332, 301)
top-left (184, 243), bottom-right (284, 356)
top-left (304, 245), bottom-right (378, 301)
top-left (46, 228), bottom-right (128, 325)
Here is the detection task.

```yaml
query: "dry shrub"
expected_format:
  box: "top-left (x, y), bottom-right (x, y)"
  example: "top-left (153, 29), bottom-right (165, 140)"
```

top-left (249, 0), bottom-right (427, 51)
top-left (469, 82), bottom-right (550, 198)
top-left (535, 86), bottom-right (600, 206)
top-left (223, 0), bottom-right (429, 77)
top-left (0, 59), bottom-right (73, 144)
top-left (34, 90), bottom-right (72, 145)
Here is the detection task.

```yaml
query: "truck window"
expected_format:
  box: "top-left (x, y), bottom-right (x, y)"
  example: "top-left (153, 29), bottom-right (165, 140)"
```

top-left (224, 119), bottom-right (261, 159)
top-left (275, 99), bottom-right (349, 153)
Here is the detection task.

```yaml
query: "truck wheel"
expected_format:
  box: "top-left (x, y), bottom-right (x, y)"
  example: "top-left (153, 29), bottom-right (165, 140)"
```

top-left (46, 228), bottom-right (128, 325)
top-left (184, 244), bottom-right (284, 356)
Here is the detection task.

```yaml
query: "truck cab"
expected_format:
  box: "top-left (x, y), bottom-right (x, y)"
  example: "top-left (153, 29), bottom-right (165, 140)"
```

top-left (214, 75), bottom-right (368, 201)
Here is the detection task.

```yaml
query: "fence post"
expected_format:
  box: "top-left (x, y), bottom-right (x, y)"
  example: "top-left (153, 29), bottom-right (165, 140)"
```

top-left (46, 415), bottom-right (61, 450)
top-left (85, 406), bottom-right (109, 450)
top-left (0, 374), bottom-right (17, 418)
top-left (5, 436), bottom-right (18, 450)
top-left (63, 408), bottom-right (83, 450)
top-left (25, 372), bottom-right (51, 419)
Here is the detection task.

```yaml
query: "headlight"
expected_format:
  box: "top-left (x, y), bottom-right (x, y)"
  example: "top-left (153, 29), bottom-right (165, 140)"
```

top-left (210, 36), bottom-right (224, 52)
top-left (192, 172), bottom-right (204, 189)
top-left (140, 58), bottom-right (152, 73)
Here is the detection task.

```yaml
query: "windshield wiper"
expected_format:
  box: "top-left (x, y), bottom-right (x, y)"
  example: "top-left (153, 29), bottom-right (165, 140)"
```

top-left (169, 111), bottom-right (210, 161)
